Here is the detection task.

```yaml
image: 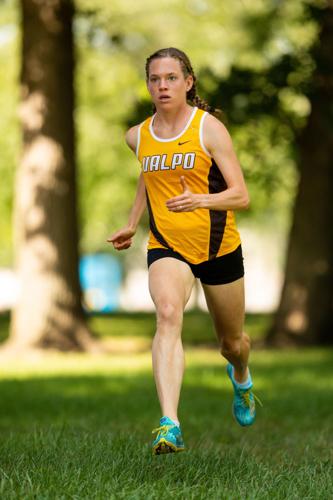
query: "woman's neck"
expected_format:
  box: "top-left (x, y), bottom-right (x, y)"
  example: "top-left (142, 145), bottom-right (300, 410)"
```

top-left (153, 103), bottom-right (194, 134)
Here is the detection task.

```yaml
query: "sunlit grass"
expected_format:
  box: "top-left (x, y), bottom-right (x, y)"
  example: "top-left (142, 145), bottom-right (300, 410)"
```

top-left (89, 310), bottom-right (272, 344)
top-left (0, 310), bottom-right (272, 346)
top-left (0, 348), bottom-right (332, 498)
top-left (0, 313), bottom-right (332, 498)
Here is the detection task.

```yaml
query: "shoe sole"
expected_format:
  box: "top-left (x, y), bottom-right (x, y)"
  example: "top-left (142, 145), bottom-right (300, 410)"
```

top-left (152, 438), bottom-right (185, 455)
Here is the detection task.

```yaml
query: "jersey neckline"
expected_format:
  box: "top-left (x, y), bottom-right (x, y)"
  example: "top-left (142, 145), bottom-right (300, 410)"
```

top-left (149, 106), bottom-right (198, 142)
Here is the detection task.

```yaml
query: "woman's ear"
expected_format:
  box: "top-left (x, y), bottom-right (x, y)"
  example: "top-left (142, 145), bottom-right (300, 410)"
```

top-left (186, 74), bottom-right (194, 92)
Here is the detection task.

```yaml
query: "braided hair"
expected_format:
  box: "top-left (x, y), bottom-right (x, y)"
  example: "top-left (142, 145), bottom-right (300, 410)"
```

top-left (145, 47), bottom-right (220, 116)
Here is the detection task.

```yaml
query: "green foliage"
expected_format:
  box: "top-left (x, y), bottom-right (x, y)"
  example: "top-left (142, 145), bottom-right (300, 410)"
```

top-left (0, 347), bottom-right (332, 497)
top-left (0, 0), bottom-right (326, 263)
top-left (74, 0), bottom-right (249, 252)
top-left (0, 2), bottom-right (19, 265)
top-left (75, 0), bottom-right (319, 242)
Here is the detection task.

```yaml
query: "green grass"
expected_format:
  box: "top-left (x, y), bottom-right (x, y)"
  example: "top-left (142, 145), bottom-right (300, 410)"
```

top-left (90, 310), bottom-right (272, 344)
top-left (0, 310), bottom-right (272, 346)
top-left (0, 344), bottom-right (332, 499)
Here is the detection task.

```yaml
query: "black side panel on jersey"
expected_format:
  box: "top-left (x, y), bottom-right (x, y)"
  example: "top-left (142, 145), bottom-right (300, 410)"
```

top-left (145, 190), bottom-right (172, 250)
top-left (208, 159), bottom-right (227, 260)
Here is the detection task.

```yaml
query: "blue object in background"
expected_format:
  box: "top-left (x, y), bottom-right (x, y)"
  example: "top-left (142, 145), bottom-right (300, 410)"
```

top-left (79, 253), bottom-right (122, 313)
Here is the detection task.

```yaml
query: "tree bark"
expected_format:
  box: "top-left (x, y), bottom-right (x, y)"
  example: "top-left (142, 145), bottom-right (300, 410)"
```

top-left (267, 4), bottom-right (333, 346)
top-left (7, 0), bottom-right (96, 351)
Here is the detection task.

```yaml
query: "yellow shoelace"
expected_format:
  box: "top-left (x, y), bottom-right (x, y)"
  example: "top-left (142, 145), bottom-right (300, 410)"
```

top-left (241, 389), bottom-right (263, 408)
top-left (152, 425), bottom-right (172, 437)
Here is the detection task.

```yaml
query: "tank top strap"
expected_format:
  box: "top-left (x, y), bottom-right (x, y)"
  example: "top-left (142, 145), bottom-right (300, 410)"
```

top-left (190, 107), bottom-right (206, 130)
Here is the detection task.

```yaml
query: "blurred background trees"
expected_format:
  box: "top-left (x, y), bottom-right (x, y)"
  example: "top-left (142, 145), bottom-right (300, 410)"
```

top-left (268, 3), bottom-right (333, 345)
top-left (7, 0), bottom-right (96, 351)
top-left (0, 0), bottom-right (332, 348)
top-left (1, 0), bottom-right (316, 262)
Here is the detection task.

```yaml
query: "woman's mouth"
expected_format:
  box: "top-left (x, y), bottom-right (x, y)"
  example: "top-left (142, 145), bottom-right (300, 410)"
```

top-left (159, 95), bottom-right (171, 101)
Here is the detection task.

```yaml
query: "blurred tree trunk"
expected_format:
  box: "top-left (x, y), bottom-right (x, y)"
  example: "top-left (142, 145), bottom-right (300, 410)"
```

top-left (7, 0), bottom-right (97, 351)
top-left (267, 4), bottom-right (333, 346)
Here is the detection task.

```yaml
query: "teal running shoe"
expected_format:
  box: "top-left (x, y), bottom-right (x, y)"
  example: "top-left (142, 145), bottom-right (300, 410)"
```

top-left (227, 363), bottom-right (259, 427)
top-left (152, 416), bottom-right (185, 455)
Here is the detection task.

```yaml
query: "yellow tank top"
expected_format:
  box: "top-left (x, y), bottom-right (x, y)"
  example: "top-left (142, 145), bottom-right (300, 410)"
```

top-left (136, 106), bottom-right (241, 265)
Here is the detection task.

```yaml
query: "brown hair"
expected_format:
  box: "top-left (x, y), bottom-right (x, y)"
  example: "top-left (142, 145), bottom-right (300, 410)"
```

top-left (145, 47), bottom-right (219, 116)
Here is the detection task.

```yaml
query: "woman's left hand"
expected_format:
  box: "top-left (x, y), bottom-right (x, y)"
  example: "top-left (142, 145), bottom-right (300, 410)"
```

top-left (166, 176), bottom-right (199, 212)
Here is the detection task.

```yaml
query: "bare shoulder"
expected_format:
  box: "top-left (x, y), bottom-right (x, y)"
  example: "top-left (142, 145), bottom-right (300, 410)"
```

top-left (203, 113), bottom-right (233, 153)
top-left (125, 124), bottom-right (141, 153)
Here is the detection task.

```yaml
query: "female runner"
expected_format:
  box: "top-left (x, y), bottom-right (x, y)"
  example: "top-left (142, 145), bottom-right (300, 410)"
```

top-left (108, 47), bottom-right (257, 455)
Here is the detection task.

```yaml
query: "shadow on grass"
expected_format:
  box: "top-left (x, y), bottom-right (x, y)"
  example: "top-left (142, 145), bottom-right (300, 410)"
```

top-left (0, 350), bottom-right (332, 498)
top-left (0, 352), bottom-right (332, 448)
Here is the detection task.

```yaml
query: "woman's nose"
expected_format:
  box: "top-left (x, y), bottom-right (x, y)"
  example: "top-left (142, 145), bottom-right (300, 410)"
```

top-left (159, 79), bottom-right (168, 89)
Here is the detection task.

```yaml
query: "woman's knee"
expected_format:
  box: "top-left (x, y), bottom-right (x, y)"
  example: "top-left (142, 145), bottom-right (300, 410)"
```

top-left (221, 338), bottom-right (241, 358)
top-left (156, 301), bottom-right (183, 330)
top-left (221, 333), bottom-right (250, 357)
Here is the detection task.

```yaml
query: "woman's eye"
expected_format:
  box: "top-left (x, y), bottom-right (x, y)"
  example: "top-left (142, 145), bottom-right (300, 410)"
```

top-left (169, 76), bottom-right (177, 81)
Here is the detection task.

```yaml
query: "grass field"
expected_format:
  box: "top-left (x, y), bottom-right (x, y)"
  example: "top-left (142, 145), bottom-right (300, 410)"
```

top-left (0, 310), bottom-right (272, 346)
top-left (0, 313), bottom-right (332, 499)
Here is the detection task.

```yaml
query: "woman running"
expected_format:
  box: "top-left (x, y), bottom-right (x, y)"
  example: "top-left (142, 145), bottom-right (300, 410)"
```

top-left (107, 47), bottom-right (257, 455)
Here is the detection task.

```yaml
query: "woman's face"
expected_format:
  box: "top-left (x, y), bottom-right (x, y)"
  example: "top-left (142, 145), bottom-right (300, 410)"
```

top-left (147, 57), bottom-right (193, 110)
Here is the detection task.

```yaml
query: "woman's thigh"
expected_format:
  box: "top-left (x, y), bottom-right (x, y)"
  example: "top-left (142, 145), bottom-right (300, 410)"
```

top-left (148, 257), bottom-right (195, 313)
top-left (202, 277), bottom-right (245, 343)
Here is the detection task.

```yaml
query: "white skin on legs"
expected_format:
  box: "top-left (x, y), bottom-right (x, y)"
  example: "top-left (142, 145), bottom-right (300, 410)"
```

top-left (149, 258), bottom-right (248, 423)
top-left (203, 277), bottom-right (250, 383)
top-left (148, 257), bottom-right (194, 423)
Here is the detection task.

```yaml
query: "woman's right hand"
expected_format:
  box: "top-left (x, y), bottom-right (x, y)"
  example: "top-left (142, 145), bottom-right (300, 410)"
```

top-left (106, 226), bottom-right (136, 251)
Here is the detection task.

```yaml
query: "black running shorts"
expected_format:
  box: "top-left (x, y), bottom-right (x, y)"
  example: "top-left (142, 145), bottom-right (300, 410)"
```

top-left (147, 245), bottom-right (244, 285)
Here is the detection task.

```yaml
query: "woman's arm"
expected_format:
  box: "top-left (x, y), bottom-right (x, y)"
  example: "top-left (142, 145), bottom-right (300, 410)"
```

top-left (166, 114), bottom-right (249, 213)
top-left (127, 172), bottom-right (147, 232)
top-left (125, 125), bottom-right (147, 231)
top-left (197, 114), bottom-right (249, 210)
top-left (107, 126), bottom-right (147, 250)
